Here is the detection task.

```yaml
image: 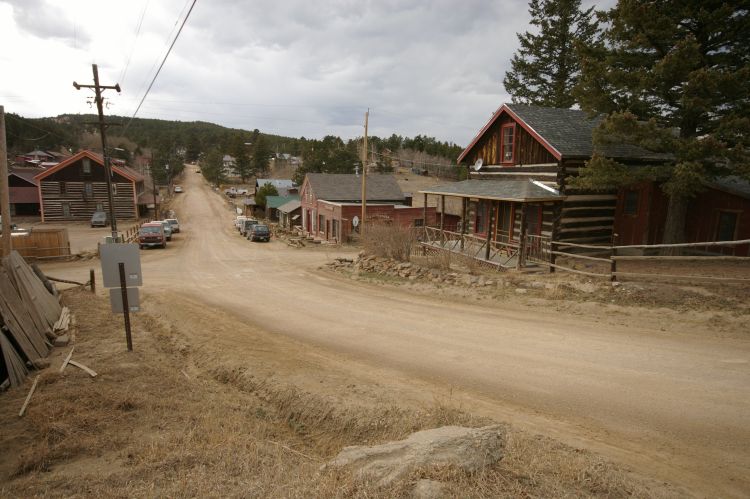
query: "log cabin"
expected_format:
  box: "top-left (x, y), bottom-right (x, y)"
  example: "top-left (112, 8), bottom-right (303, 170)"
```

top-left (34, 150), bottom-right (154, 223)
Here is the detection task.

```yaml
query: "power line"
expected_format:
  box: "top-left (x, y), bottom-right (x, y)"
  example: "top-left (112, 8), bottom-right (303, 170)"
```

top-left (123, 0), bottom-right (198, 134)
top-left (118, 0), bottom-right (151, 86)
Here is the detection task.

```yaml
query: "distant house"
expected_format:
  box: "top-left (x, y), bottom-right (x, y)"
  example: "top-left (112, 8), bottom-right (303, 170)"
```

top-left (300, 173), bottom-right (435, 242)
top-left (255, 178), bottom-right (296, 196)
top-left (34, 150), bottom-right (155, 223)
top-left (277, 199), bottom-right (302, 229)
top-left (8, 167), bottom-right (42, 216)
top-left (264, 195), bottom-right (300, 221)
top-left (222, 155), bottom-right (236, 175)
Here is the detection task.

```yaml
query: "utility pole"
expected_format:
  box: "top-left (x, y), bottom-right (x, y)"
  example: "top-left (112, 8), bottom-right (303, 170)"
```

top-left (149, 154), bottom-right (159, 220)
top-left (0, 105), bottom-right (11, 257)
top-left (74, 64), bottom-right (121, 241)
top-left (360, 109), bottom-right (369, 239)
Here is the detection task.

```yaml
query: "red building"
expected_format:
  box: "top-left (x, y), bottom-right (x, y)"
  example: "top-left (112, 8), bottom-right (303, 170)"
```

top-left (300, 173), bottom-right (436, 242)
top-left (8, 167), bottom-right (42, 216)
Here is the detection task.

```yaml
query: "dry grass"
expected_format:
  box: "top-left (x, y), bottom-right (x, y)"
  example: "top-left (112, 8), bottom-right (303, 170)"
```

top-left (0, 289), bottom-right (677, 498)
top-left (362, 223), bottom-right (415, 262)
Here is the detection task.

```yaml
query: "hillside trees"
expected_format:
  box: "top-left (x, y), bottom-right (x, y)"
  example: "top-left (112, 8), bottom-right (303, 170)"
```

top-left (572, 0), bottom-right (750, 244)
top-left (251, 135), bottom-right (271, 178)
top-left (254, 183), bottom-right (279, 208)
top-left (503, 0), bottom-right (598, 107)
top-left (200, 148), bottom-right (225, 187)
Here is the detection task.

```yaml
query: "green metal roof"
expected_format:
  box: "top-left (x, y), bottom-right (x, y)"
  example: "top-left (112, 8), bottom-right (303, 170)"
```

top-left (265, 195), bottom-right (300, 209)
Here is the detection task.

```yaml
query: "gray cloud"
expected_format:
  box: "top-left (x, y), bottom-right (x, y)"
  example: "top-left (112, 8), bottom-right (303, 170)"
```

top-left (4, 0), bottom-right (91, 47)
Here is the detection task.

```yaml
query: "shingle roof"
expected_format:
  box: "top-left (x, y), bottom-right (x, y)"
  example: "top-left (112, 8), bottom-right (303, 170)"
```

top-left (277, 199), bottom-right (301, 213)
top-left (256, 179), bottom-right (295, 190)
top-left (265, 195), bottom-right (300, 209)
top-left (306, 173), bottom-right (404, 202)
top-left (708, 176), bottom-right (750, 200)
top-left (506, 104), bottom-right (669, 161)
top-left (420, 179), bottom-right (564, 202)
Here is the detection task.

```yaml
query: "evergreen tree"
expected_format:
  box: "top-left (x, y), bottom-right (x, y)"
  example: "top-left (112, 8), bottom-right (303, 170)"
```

top-left (231, 134), bottom-right (252, 182)
top-left (572, 1), bottom-right (750, 245)
top-left (201, 147), bottom-right (225, 187)
top-left (251, 136), bottom-right (271, 177)
top-left (255, 183), bottom-right (279, 208)
top-left (503, 0), bottom-right (598, 108)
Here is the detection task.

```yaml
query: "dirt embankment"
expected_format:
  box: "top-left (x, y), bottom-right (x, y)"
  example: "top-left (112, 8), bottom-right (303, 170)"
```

top-left (0, 289), bottom-right (679, 498)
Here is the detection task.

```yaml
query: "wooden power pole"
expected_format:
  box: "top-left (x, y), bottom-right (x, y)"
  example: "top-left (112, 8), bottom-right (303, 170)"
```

top-left (0, 105), bottom-right (11, 257)
top-left (360, 109), bottom-right (369, 239)
top-left (74, 64), bottom-right (121, 240)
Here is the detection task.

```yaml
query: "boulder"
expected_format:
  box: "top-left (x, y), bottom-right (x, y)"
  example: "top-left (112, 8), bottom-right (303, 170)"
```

top-left (324, 425), bottom-right (505, 487)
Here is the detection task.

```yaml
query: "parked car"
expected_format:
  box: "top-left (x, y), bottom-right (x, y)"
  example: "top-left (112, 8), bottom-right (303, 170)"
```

top-left (152, 220), bottom-right (172, 241)
top-left (174, 186), bottom-right (183, 193)
top-left (90, 211), bottom-right (108, 227)
top-left (247, 224), bottom-right (271, 242)
top-left (138, 223), bottom-right (167, 249)
top-left (165, 218), bottom-right (180, 233)
top-left (236, 188), bottom-right (249, 195)
top-left (234, 216), bottom-right (247, 230)
top-left (240, 218), bottom-right (258, 236)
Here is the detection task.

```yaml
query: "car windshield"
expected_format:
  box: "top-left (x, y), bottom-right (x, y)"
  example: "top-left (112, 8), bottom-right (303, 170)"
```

top-left (140, 226), bottom-right (161, 234)
top-left (254, 225), bottom-right (269, 232)
top-left (166, 219), bottom-right (178, 225)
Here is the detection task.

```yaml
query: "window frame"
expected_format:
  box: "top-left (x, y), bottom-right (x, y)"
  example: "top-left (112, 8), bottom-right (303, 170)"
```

top-left (500, 123), bottom-right (516, 165)
top-left (61, 202), bottom-right (71, 217)
top-left (82, 158), bottom-right (91, 174)
top-left (84, 182), bottom-right (93, 198)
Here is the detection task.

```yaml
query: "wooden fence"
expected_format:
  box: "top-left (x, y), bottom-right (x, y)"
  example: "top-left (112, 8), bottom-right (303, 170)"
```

top-left (0, 228), bottom-right (71, 260)
top-left (542, 238), bottom-right (750, 283)
top-left (418, 226), bottom-right (750, 283)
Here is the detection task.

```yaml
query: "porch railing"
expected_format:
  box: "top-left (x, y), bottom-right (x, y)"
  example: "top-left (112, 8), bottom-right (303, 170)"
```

top-left (420, 226), bottom-right (521, 268)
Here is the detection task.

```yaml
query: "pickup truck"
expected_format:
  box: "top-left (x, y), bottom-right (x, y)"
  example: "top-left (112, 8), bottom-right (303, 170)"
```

top-left (240, 218), bottom-right (258, 236)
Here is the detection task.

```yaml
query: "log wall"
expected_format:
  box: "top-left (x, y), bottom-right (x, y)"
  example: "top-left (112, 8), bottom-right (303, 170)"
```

top-left (40, 181), bottom-right (136, 222)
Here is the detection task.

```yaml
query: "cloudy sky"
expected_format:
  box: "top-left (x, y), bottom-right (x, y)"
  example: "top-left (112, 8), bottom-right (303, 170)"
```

top-left (0, 0), bottom-right (610, 146)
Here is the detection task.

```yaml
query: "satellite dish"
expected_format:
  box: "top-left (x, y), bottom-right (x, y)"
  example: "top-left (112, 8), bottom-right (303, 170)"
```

top-left (472, 158), bottom-right (484, 171)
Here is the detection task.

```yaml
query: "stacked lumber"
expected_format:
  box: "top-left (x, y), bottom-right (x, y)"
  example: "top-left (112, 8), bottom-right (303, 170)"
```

top-left (0, 251), bottom-right (64, 388)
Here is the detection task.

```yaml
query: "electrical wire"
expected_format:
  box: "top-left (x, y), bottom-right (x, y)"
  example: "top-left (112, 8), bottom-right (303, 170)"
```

top-left (118, 0), bottom-right (151, 86)
top-left (123, 0), bottom-right (198, 133)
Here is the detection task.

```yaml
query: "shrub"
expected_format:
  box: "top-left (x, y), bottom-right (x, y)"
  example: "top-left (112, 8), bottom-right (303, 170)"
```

top-left (362, 223), bottom-right (415, 262)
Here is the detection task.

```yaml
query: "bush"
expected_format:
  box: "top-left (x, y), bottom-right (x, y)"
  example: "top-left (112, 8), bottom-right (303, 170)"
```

top-left (362, 223), bottom-right (415, 262)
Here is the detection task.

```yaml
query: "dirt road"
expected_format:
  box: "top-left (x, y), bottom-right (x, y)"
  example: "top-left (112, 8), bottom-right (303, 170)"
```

top-left (43, 167), bottom-right (750, 496)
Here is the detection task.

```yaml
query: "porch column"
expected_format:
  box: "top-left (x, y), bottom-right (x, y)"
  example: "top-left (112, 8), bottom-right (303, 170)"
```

top-left (517, 203), bottom-right (527, 270)
top-left (460, 197), bottom-right (467, 251)
top-left (422, 192), bottom-right (427, 228)
top-left (485, 200), bottom-right (494, 261)
top-left (440, 195), bottom-right (445, 231)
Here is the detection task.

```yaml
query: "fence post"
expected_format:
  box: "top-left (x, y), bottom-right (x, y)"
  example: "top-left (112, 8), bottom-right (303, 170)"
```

top-left (90, 268), bottom-right (96, 293)
top-left (610, 246), bottom-right (617, 282)
top-left (550, 241), bottom-right (556, 273)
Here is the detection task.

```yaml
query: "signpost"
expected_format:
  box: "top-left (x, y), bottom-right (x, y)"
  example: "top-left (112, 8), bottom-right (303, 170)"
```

top-left (99, 243), bottom-right (141, 351)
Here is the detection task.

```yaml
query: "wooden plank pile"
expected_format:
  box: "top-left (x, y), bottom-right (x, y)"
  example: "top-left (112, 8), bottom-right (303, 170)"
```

top-left (0, 251), bottom-right (66, 388)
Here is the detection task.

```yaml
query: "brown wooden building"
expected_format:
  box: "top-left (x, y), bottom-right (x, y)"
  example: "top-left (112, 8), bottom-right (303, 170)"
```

top-left (34, 150), bottom-right (153, 223)
top-left (8, 167), bottom-right (41, 216)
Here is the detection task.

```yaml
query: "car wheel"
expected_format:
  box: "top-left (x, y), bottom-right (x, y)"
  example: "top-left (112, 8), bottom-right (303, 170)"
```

top-left (139, 245), bottom-right (144, 249)
top-left (162, 242), bottom-right (167, 248)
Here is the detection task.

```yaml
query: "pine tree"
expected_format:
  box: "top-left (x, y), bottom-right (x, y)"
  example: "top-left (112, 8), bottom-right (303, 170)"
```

top-left (231, 134), bottom-right (252, 182)
top-left (251, 136), bottom-right (271, 177)
top-left (572, 1), bottom-right (750, 245)
top-left (503, 0), bottom-right (598, 108)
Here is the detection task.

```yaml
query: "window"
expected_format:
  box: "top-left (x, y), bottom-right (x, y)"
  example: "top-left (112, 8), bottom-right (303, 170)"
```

top-left (60, 182), bottom-right (66, 195)
top-left (84, 183), bottom-right (93, 198)
top-left (501, 124), bottom-right (515, 164)
top-left (475, 200), bottom-right (487, 233)
top-left (413, 218), bottom-right (424, 227)
top-left (623, 190), bottom-right (639, 215)
top-left (716, 211), bottom-right (738, 241)
top-left (112, 184), bottom-right (118, 195)
top-left (62, 202), bottom-right (71, 217)
top-left (525, 205), bottom-right (542, 236)
top-left (96, 203), bottom-right (104, 211)
top-left (82, 158), bottom-right (91, 174)
top-left (318, 214), bottom-right (324, 233)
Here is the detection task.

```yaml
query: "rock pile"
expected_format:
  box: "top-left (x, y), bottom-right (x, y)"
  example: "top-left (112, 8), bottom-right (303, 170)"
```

top-left (326, 253), bottom-right (499, 288)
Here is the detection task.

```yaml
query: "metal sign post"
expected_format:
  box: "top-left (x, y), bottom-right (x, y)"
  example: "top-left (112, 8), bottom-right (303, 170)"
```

top-left (118, 262), bottom-right (133, 351)
top-left (100, 243), bottom-right (141, 351)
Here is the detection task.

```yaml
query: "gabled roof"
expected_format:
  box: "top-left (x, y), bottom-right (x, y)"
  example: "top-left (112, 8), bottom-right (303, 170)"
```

top-left (420, 179), bottom-right (564, 202)
top-left (265, 195), bottom-right (300, 209)
top-left (458, 103), bottom-right (669, 163)
top-left (305, 173), bottom-right (404, 202)
top-left (9, 167), bottom-right (41, 186)
top-left (33, 150), bottom-right (144, 182)
top-left (256, 179), bottom-right (294, 190)
top-left (277, 199), bottom-right (301, 213)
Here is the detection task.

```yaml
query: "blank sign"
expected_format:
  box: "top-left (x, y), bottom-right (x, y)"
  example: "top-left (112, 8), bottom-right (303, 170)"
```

top-left (109, 287), bottom-right (140, 313)
top-left (100, 243), bottom-right (142, 288)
